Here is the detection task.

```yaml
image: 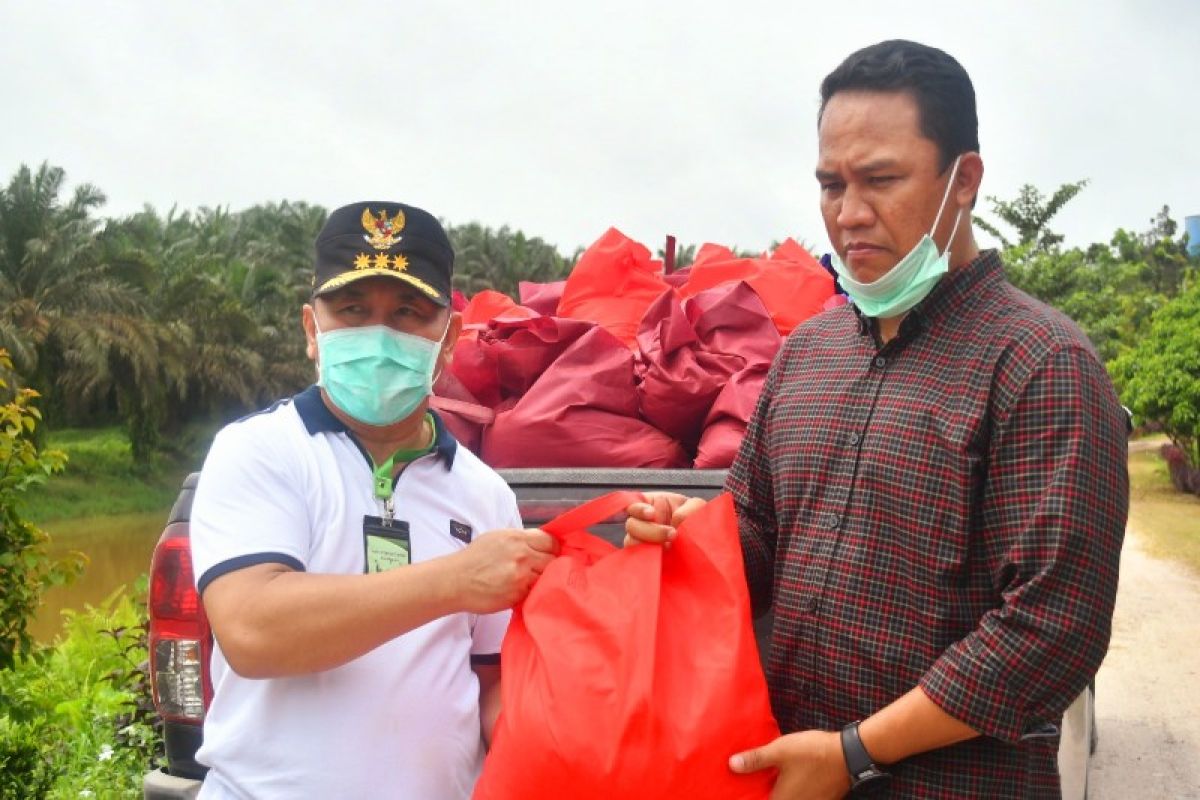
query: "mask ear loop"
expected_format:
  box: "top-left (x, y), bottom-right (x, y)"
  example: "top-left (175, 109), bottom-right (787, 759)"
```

top-left (311, 308), bottom-right (324, 380)
top-left (930, 155), bottom-right (964, 255)
top-left (430, 314), bottom-right (454, 386)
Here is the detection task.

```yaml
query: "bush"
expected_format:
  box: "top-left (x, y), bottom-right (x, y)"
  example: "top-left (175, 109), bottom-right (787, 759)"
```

top-left (0, 583), bottom-right (163, 799)
top-left (0, 716), bottom-right (54, 799)
top-left (1162, 443), bottom-right (1200, 494)
top-left (0, 349), bottom-right (84, 669)
top-left (1111, 281), bottom-right (1200, 494)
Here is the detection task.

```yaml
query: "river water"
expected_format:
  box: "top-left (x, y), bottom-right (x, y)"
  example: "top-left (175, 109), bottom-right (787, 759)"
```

top-left (31, 509), bottom-right (169, 643)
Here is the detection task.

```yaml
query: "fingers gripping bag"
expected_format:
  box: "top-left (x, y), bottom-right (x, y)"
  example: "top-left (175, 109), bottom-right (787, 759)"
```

top-left (473, 492), bottom-right (779, 800)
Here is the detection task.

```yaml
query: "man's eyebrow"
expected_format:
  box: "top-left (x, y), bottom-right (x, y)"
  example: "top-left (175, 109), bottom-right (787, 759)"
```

top-left (815, 159), bottom-right (901, 181)
top-left (859, 158), bottom-right (900, 172)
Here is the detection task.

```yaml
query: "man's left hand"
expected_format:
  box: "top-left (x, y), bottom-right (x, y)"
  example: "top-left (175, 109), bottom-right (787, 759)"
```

top-left (730, 730), bottom-right (852, 800)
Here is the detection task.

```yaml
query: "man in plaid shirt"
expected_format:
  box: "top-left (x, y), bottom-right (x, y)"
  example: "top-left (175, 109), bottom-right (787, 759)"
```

top-left (627, 40), bottom-right (1128, 798)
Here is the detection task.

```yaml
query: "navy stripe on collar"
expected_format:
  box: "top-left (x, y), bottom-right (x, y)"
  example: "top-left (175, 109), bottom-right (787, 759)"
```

top-left (429, 408), bottom-right (458, 469)
top-left (293, 385), bottom-right (457, 469)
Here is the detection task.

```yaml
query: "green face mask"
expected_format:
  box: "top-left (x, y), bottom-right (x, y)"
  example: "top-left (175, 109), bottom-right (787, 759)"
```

top-left (830, 155), bottom-right (963, 319)
top-left (315, 319), bottom-right (449, 427)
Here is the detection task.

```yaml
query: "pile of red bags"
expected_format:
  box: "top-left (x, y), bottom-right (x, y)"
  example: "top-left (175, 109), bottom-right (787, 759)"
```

top-left (437, 228), bottom-right (835, 469)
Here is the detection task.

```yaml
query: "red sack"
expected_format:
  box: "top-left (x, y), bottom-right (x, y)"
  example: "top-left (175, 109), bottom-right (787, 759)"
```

top-left (474, 491), bottom-right (779, 800)
top-left (449, 314), bottom-right (589, 410)
top-left (518, 280), bottom-right (566, 316)
top-left (681, 239), bottom-right (834, 335)
top-left (461, 290), bottom-right (538, 326)
top-left (694, 364), bottom-right (770, 469)
top-left (481, 326), bottom-right (689, 468)
top-left (558, 228), bottom-right (670, 347)
top-left (635, 282), bottom-right (779, 450)
top-left (431, 371), bottom-right (493, 456)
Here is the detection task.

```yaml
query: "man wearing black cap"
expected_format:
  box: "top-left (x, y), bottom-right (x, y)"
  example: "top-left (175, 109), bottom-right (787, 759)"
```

top-left (188, 202), bottom-right (557, 800)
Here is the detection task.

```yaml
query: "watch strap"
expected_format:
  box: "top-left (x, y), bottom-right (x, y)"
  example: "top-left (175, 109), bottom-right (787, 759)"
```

top-left (840, 720), bottom-right (891, 790)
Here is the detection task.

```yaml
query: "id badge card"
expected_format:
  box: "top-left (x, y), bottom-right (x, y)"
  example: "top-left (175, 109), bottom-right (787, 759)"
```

top-left (363, 516), bottom-right (411, 574)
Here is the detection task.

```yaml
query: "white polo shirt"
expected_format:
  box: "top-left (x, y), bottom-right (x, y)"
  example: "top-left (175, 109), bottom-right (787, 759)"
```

top-left (190, 386), bottom-right (519, 800)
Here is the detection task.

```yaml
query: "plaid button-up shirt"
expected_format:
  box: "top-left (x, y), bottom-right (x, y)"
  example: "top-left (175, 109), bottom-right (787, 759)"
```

top-left (728, 250), bottom-right (1128, 798)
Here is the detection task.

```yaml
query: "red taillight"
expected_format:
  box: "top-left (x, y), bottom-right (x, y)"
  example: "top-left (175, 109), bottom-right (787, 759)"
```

top-left (148, 522), bottom-right (213, 724)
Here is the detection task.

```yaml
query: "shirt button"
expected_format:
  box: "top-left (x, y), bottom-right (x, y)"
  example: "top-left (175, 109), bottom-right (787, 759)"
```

top-left (800, 595), bottom-right (819, 613)
top-left (873, 356), bottom-right (887, 369)
top-left (827, 513), bottom-right (842, 530)
top-left (848, 432), bottom-right (862, 446)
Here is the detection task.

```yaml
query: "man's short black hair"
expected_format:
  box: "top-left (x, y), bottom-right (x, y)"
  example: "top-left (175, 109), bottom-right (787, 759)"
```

top-left (819, 40), bottom-right (979, 171)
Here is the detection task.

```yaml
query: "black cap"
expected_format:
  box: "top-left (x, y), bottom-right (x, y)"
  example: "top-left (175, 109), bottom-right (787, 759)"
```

top-left (312, 201), bottom-right (454, 306)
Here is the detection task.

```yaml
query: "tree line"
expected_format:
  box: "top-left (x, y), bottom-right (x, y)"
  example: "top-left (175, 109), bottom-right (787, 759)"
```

top-left (1, 162), bottom-right (1198, 484)
top-left (0, 163), bottom-right (572, 460)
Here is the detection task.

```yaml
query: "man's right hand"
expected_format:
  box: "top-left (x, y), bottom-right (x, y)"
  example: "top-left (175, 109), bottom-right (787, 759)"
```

top-left (452, 529), bottom-right (559, 613)
top-left (624, 492), bottom-right (708, 546)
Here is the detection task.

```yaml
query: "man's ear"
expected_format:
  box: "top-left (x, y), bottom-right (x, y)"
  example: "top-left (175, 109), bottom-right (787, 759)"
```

top-left (440, 311), bottom-right (463, 366)
top-left (956, 151), bottom-right (984, 209)
top-left (302, 303), bottom-right (318, 362)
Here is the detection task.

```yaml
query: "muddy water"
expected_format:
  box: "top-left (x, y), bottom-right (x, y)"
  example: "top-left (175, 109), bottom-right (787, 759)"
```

top-left (30, 510), bottom-right (169, 643)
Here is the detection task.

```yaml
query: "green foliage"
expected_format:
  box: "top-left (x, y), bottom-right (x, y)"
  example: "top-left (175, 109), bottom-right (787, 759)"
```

top-left (0, 349), bottom-right (84, 669)
top-left (978, 180), bottom-right (1089, 252)
top-left (1003, 198), bottom-right (1199, 368)
top-left (1111, 281), bottom-right (1200, 469)
top-left (0, 717), bottom-right (54, 799)
top-left (0, 583), bottom-right (162, 799)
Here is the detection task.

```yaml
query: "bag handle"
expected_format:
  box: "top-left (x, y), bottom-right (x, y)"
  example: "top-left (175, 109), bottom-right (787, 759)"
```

top-left (541, 490), bottom-right (646, 542)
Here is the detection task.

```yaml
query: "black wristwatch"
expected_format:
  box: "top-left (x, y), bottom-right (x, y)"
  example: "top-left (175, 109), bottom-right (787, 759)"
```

top-left (840, 720), bottom-right (891, 793)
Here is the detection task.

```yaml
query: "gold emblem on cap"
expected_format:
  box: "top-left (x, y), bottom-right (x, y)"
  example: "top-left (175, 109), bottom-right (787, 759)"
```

top-left (361, 207), bottom-right (406, 250)
top-left (350, 252), bottom-right (409, 273)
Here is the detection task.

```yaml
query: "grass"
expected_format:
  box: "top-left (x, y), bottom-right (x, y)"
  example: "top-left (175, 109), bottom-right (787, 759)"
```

top-left (1127, 445), bottom-right (1200, 577)
top-left (20, 426), bottom-right (208, 524)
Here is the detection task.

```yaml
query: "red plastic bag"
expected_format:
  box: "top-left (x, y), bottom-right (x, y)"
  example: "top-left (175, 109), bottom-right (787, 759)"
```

top-left (681, 239), bottom-right (834, 335)
top-left (474, 492), bottom-right (779, 800)
top-left (558, 228), bottom-right (670, 347)
top-left (481, 326), bottom-right (689, 468)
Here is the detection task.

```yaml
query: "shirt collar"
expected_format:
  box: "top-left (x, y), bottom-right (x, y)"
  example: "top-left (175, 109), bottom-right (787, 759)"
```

top-left (849, 249), bottom-right (1005, 340)
top-left (293, 385), bottom-right (458, 469)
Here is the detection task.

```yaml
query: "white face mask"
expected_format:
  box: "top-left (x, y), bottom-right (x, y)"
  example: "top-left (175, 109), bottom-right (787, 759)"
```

top-left (829, 154), bottom-right (964, 319)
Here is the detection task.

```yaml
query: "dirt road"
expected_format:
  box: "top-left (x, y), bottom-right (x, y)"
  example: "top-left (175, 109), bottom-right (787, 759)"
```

top-left (1088, 520), bottom-right (1200, 798)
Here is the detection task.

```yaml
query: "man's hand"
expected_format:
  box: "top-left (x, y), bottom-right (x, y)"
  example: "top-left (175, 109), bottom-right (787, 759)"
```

top-left (451, 529), bottom-right (558, 613)
top-left (623, 492), bottom-right (708, 546)
top-left (729, 730), bottom-right (851, 800)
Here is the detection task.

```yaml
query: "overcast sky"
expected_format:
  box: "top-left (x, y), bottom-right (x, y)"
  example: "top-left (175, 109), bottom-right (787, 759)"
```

top-left (3, 1), bottom-right (1198, 258)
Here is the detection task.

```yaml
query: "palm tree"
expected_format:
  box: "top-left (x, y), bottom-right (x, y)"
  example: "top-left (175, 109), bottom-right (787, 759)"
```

top-left (448, 222), bottom-right (571, 298)
top-left (0, 163), bottom-right (163, 451)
